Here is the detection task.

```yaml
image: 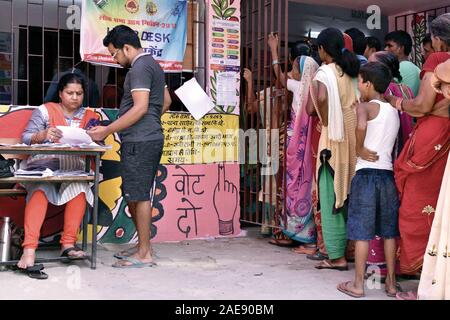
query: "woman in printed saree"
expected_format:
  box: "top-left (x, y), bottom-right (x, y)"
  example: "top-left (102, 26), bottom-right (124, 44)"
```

top-left (386, 13), bottom-right (450, 278)
top-left (365, 51), bottom-right (414, 280)
top-left (284, 56), bottom-right (320, 251)
top-left (306, 28), bottom-right (360, 270)
top-left (17, 73), bottom-right (99, 270)
top-left (418, 58), bottom-right (450, 300)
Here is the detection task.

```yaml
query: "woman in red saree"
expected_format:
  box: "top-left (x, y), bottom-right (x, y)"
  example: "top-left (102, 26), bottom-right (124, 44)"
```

top-left (386, 13), bottom-right (450, 279)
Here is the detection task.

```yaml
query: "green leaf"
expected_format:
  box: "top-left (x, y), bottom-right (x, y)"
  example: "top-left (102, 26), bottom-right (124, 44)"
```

top-left (214, 105), bottom-right (225, 113)
top-left (211, 4), bottom-right (223, 18)
top-left (210, 76), bottom-right (217, 90)
top-left (213, 0), bottom-right (221, 8)
top-left (210, 89), bottom-right (217, 101)
top-left (223, 7), bottom-right (236, 19)
top-left (223, 0), bottom-right (229, 10)
top-left (218, 0), bottom-right (225, 10)
top-left (213, 15), bottom-right (220, 20)
top-left (226, 105), bottom-right (235, 113)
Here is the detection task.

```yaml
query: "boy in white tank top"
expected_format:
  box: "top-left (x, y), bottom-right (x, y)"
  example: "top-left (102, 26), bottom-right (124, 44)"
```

top-left (337, 62), bottom-right (400, 298)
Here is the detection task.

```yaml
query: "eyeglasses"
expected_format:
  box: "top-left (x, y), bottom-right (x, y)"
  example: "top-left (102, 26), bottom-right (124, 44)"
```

top-left (112, 49), bottom-right (121, 59)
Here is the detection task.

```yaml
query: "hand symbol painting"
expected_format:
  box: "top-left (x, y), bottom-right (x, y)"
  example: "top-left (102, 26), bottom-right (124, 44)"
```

top-left (213, 165), bottom-right (238, 235)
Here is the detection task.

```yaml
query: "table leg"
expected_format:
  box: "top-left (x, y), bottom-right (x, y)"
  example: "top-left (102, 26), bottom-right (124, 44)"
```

top-left (82, 157), bottom-right (90, 252)
top-left (91, 154), bottom-right (100, 270)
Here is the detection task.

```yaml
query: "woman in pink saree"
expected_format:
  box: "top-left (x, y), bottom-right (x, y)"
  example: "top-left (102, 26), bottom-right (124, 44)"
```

top-left (283, 56), bottom-right (320, 247)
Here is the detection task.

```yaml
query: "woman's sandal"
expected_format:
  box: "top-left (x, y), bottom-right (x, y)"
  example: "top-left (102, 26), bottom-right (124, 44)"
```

top-left (60, 246), bottom-right (87, 261)
top-left (292, 245), bottom-right (318, 255)
top-left (13, 264), bottom-right (48, 280)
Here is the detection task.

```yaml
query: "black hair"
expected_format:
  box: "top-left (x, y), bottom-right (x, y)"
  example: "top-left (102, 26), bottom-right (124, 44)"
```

top-left (366, 36), bottom-right (381, 52)
top-left (316, 28), bottom-right (360, 78)
top-left (103, 24), bottom-right (142, 49)
top-left (430, 13), bottom-right (450, 47)
top-left (359, 62), bottom-right (393, 94)
top-left (290, 41), bottom-right (312, 60)
top-left (373, 51), bottom-right (402, 82)
top-left (422, 33), bottom-right (432, 46)
top-left (384, 31), bottom-right (413, 56)
top-left (57, 73), bottom-right (86, 94)
top-left (344, 28), bottom-right (367, 55)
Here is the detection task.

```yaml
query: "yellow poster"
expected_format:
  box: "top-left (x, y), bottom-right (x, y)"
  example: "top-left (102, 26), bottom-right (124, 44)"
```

top-left (161, 113), bottom-right (239, 164)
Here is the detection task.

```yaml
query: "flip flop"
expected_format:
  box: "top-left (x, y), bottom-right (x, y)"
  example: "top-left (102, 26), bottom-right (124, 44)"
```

top-left (396, 291), bottom-right (417, 300)
top-left (112, 256), bottom-right (157, 269)
top-left (385, 283), bottom-right (403, 297)
top-left (292, 245), bottom-right (318, 255)
top-left (306, 251), bottom-right (329, 261)
top-left (113, 247), bottom-right (138, 259)
top-left (15, 264), bottom-right (48, 280)
top-left (60, 246), bottom-right (87, 261)
top-left (315, 259), bottom-right (349, 271)
top-left (268, 238), bottom-right (297, 247)
top-left (337, 281), bottom-right (365, 298)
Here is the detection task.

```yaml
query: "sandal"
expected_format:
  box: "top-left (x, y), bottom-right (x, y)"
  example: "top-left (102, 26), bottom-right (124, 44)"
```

top-left (292, 245), bottom-right (318, 255)
top-left (306, 251), bottom-right (329, 261)
top-left (112, 257), bottom-right (157, 269)
top-left (60, 246), bottom-right (87, 261)
top-left (315, 259), bottom-right (349, 271)
top-left (268, 238), bottom-right (297, 247)
top-left (396, 290), bottom-right (417, 300)
top-left (14, 264), bottom-right (48, 280)
top-left (337, 281), bottom-right (365, 298)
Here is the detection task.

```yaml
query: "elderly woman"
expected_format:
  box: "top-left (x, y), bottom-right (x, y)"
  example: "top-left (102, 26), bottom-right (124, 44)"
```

top-left (17, 73), bottom-right (98, 269)
top-left (386, 13), bottom-right (450, 280)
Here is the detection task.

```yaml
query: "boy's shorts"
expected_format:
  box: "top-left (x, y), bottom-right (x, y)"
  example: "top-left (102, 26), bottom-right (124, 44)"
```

top-left (347, 168), bottom-right (400, 241)
top-left (120, 140), bottom-right (163, 202)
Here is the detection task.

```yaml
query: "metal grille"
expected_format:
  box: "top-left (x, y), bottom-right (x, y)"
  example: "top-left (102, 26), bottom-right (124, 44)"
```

top-left (394, 5), bottom-right (450, 67)
top-left (240, 0), bottom-right (289, 230)
top-left (0, 0), bottom-right (204, 109)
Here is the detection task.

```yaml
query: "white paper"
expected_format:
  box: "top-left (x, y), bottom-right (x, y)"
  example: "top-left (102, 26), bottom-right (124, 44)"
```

top-left (56, 126), bottom-right (93, 145)
top-left (216, 72), bottom-right (237, 107)
top-left (174, 78), bottom-right (215, 120)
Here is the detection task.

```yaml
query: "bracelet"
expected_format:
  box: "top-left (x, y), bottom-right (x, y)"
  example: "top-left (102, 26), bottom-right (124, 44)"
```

top-left (272, 60), bottom-right (279, 66)
top-left (395, 98), bottom-right (404, 111)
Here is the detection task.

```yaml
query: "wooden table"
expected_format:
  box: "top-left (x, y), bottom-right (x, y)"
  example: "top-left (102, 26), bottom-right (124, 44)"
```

top-left (0, 145), bottom-right (108, 269)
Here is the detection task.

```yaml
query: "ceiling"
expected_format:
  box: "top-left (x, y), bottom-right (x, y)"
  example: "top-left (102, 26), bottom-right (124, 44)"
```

top-left (290, 0), bottom-right (449, 16)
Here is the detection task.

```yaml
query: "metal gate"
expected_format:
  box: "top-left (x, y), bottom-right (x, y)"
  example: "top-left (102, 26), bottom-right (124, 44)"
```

top-left (0, 0), bottom-right (202, 109)
top-left (394, 5), bottom-right (450, 68)
top-left (240, 0), bottom-right (289, 231)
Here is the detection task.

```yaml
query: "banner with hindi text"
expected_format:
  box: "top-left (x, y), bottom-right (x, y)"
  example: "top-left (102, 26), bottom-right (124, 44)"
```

top-left (80, 0), bottom-right (187, 71)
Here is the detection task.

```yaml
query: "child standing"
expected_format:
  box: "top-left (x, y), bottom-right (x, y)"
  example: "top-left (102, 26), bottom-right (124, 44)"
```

top-left (337, 62), bottom-right (400, 298)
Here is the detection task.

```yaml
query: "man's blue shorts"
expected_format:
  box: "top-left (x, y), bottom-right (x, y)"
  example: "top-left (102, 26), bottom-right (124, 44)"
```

top-left (347, 168), bottom-right (400, 241)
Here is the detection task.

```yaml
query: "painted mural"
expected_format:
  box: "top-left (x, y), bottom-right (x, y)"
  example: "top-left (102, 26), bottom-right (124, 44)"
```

top-left (0, 106), bottom-right (241, 244)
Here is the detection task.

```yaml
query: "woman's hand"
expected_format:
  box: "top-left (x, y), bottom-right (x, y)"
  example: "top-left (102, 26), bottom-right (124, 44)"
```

top-left (46, 127), bottom-right (63, 143)
top-left (243, 68), bottom-right (253, 83)
top-left (268, 32), bottom-right (279, 51)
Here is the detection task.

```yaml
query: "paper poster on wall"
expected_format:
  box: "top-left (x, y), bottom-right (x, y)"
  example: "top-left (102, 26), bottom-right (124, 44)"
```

top-left (206, 0), bottom-right (241, 115)
top-left (80, 0), bottom-right (187, 71)
top-left (161, 112), bottom-right (239, 164)
top-left (174, 78), bottom-right (214, 120)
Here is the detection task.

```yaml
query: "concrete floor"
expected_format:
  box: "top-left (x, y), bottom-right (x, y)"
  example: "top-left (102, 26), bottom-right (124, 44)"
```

top-left (0, 227), bottom-right (418, 300)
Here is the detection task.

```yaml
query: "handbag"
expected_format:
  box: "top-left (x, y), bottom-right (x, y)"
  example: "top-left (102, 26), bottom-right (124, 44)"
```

top-left (0, 154), bottom-right (15, 189)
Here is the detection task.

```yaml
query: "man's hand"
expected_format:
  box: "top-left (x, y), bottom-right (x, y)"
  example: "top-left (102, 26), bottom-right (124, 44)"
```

top-left (357, 147), bottom-right (379, 162)
top-left (243, 68), bottom-right (253, 83)
top-left (87, 126), bottom-right (111, 141)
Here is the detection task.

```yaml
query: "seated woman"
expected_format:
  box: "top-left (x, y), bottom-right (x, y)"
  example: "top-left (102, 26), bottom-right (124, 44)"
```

top-left (17, 73), bottom-right (99, 269)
